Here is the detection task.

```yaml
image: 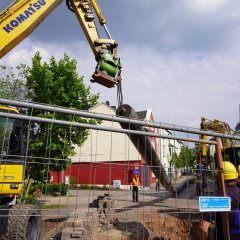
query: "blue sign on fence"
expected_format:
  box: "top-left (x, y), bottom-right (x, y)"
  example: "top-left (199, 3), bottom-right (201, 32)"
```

top-left (134, 169), bottom-right (139, 175)
top-left (199, 197), bottom-right (231, 212)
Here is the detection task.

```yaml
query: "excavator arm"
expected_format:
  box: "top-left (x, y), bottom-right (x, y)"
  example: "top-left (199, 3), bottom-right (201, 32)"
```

top-left (0, 0), bottom-right (62, 58)
top-left (67, 0), bottom-right (122, 89)
top-left (0, 0), bottom-right (122, 90)
top-left (200, 117), bottom-right (233, 162)
top-left (200, 117), bottom-right (233, 148)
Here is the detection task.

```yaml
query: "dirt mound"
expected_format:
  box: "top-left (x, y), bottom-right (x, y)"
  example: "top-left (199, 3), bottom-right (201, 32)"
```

top-left (143, 214), bottom-right (192, 240)
top-left (41, 211), bottom-right (199, 240)
top-left (95, 213), bottom-right (198, 240)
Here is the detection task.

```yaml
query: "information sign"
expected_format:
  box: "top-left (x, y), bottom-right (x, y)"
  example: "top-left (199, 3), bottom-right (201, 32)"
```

top-left (199, 197), bottom-right (231, 212)
top-left (113, 180), bottom-right (121, 189)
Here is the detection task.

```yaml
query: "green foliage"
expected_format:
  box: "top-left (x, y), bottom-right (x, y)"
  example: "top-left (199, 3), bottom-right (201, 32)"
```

top-left (70, 176), bottom-right (78, 189)
top-left (169, 152), bottom-right (179, 168)
top-left (33, 183), bottom-right (69, 196)
top-left (78, 184), bottom-right (91, 189)
top-left (21, 195), bottom-right (38, 204)
top-left (78, 184), bottom-right (109, 190)
top-left (0, 52), bottom-right (99, 182)
top-left (179, 146), bottom-right (196, 168)
top-left (39, 204), bottom-right (66, 209)
top-left (29, 183), bottom-right (42, 194)
top-left (170, 146), bottom-right (196, 168)
top-left (25, 52), bottom-right (99, 108)
top-left (23, 52), bottom-right (99, 180)
top-left (0, 65), bottom-right (27, 100)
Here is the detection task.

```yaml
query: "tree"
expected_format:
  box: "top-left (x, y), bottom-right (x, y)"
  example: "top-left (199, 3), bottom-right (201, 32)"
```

top-left (178, 146), bottom-right (196, 168)
top-left (169, 152), bottom-right (179, 169)
top-left (170, 146), bottom-right (196, 169)
top-left (23, 52), bottom-right (99, 180)
top-left (0, 52), bottom-right (99, 181)
top-left (0, 65), bottom-right (27, 100)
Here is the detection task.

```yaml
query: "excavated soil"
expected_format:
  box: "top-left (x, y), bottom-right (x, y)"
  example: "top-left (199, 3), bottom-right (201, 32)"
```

top-left (41, 213), bottom-right (199, 240)
top-left (93, 213), bottom-right (200, 240)
top-left (40, 218), bottom-right (65, 240)
top-left (142, 214), bottom-right (197, 240)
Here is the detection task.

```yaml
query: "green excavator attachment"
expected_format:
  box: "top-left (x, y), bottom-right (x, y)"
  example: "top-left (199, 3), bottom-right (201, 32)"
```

top-left (91, 53), bottom-right (122, 88)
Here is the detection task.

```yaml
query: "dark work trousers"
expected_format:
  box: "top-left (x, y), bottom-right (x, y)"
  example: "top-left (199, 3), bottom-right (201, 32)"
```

top-left (132, 186), bottom-right (138, 202)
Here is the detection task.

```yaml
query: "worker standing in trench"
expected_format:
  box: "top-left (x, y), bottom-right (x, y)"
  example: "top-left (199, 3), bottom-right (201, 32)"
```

top-left (197, 161), bottom-right (240, 240)
top-left (131, 174), bottom-right (140, 202)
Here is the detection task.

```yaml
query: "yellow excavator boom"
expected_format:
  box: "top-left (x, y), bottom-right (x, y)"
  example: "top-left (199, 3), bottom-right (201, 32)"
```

top-left (0, 0), bottom-right (122, 91)
top-left (0, 0), bottom-right (63, 58)
top-left (201, 117), bottom-right (233, 149)
top-left (200, 117), bottom-right (234, 161)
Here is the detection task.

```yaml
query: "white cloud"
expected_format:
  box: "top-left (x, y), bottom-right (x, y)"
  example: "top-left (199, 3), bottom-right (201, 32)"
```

top-left (2, 39), bottom-right (240, 130)
top-left (120, 45), bottom-right (240, 129)
top-left (185, 0), bottom-right (228, 13)
top-left (0, 38), bottom-right (116, 105)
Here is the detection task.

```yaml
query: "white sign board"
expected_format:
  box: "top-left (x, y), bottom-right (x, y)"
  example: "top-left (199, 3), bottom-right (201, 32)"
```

top-left (113, 180), bottom-right (121, 189)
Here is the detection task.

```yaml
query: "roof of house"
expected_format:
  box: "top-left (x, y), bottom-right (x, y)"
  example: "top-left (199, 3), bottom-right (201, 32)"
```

top-left (88, 102), bottom-right (116, 113)
top-left (89, 103), bottom-right (157, 127)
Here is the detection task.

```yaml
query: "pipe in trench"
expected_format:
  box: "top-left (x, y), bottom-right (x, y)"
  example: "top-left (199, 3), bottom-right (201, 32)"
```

top-left (116, 104), bottom-right (193, 193)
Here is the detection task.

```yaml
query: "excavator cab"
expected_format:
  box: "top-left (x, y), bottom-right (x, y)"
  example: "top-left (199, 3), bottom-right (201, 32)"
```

top-left (223, 146), bottom-right (240, 166)
top-left (0, 106), bottom-right (24, 196)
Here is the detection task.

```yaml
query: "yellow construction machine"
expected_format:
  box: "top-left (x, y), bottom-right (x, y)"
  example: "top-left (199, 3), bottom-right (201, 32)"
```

top-left (0, 106), bottom-right (24, 196)
top-left (199, 117), bottom-right (240, 166)
top-left (0, 1), bottom-right (122, 239)
top-left (196, 117), bottom-right (240, 195)
top-left (0, 106), bottom-right (43, 239)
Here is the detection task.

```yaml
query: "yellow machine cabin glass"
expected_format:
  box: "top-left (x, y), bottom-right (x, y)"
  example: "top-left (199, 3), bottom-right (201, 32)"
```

top-left (0, 117), bottom-right (14, 156)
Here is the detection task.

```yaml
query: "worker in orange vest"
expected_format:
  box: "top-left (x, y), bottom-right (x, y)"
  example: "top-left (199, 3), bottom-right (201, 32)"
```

top-left (131, 174), bottom-right (140, 202)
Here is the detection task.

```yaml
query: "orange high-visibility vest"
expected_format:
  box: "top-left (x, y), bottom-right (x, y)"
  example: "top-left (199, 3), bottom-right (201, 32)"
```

top-left (132, 177), bottom-right (139, 186)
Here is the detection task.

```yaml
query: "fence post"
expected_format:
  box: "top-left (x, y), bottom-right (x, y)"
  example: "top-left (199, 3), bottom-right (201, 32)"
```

top-left (215, 137), bottom-right (230, 240)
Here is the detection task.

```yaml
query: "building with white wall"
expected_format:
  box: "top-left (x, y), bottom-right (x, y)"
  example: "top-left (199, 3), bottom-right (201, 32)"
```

top-left (51, 103), bottom-right (183, 186)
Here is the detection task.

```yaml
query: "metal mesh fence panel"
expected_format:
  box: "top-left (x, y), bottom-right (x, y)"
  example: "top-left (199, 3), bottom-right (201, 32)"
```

top-left (0, 99), bottom-right (240, 240)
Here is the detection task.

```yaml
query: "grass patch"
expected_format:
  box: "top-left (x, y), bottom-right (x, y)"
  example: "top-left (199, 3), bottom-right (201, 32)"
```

top-left (39, 204), bottom-right (66, 209)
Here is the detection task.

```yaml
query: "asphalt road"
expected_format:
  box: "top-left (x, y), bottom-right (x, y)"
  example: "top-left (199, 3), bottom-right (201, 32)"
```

top-left (39, 182), bottom-right (199, 220)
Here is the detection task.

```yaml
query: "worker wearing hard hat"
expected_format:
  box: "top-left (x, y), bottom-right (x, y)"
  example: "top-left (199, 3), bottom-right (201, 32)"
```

top-left (197, 161), bottom-right (240, 240)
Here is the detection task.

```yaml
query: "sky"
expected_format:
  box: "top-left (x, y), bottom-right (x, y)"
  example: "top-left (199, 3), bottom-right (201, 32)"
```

top-left (1, 0), bottom-right (240, 130)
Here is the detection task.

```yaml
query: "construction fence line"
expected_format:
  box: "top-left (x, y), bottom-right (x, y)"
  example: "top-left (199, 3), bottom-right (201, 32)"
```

top-left (0, 98), bottom-right (237, 240)
top-left (0, 111), bottom-right (217, 145)
top-left (0, 97), bottom-right (240, 140)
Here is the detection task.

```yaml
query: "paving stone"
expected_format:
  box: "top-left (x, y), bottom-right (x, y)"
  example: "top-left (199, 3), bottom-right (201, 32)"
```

top-left (73, 220), bottom-right (83, 228)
